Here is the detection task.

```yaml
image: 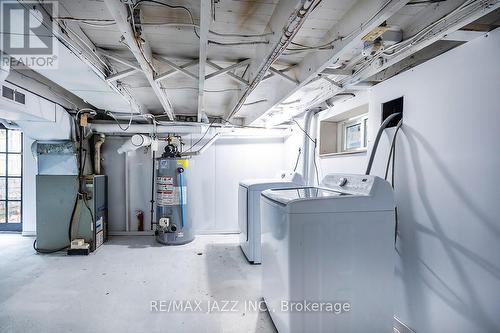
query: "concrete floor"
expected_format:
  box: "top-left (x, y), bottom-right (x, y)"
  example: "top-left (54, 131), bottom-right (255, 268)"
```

top-left (0, 233), bottom-right (276, 333)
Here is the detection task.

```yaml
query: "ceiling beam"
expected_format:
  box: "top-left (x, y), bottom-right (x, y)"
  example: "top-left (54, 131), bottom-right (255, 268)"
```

top-left (15, 2), bottom-right (143, 113)
top-left (225, 0), bottom-right (321, 121)
top-left (205, 59), bottom-right (251, 80)
top-left (103, 0), bottom-right (175, 120)
top-left (197, 0), bottom-right (210, 122)
top-left (154, 59), bottom-right (199, 82)
top-left (441, 29), bottom-right (486, 42)
top-left (206, 60), bottom-right (249, 85)
top-left (243, 0), bottom-right (410, 125)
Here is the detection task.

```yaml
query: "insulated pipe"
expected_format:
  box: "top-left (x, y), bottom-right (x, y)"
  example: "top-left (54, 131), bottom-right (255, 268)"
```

top-left (94, 134), bottom-right (105, 175)
top-left (301, 109), bottom-right (315, 186)
top-left (89, 123), bottom-right (206, 135)
top-left (365, 112), bottom-right (401, 175)
top-left (117, 134), bottom-right (152, 154)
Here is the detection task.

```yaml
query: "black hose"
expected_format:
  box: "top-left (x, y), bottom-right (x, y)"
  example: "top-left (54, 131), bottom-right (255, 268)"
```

top-left (365, 112), bottom-right (401, 175)
top-left (384, 119), bottom-right (403, 182)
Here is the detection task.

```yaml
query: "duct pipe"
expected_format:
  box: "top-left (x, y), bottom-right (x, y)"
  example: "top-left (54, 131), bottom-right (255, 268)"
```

top-left (89, 123), bottom-right (205, 135)
top-left (94, 134), bottom-right (105, 175)
top-left (117, 134), bottom-right (152, 154)
top-left (301, 109), bottom-right (315, 186)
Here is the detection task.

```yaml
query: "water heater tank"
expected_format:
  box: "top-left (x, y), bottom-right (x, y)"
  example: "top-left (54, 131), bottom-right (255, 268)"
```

top-left (155, 157), bottom-right (194, 245)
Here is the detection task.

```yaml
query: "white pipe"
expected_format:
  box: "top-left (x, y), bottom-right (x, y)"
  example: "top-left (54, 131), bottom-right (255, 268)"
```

top-left (125, 153), bottom-right (129, 232)
top-left (94, 134), bottom-right (105, 174)
top-left (117, 134), bottom-right (152, 154)
top-left (89, 123), bottom-right (205, 135)
top-left (302, 110), bottom-right (315, 186)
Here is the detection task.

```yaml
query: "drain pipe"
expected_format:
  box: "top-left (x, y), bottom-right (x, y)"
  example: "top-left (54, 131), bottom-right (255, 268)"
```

top-left (94, 134), bottom-right (105, 175)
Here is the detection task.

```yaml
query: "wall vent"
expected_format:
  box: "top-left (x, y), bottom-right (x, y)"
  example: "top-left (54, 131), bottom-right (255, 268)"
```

top-left (2, 85), bottom-right (26, 105)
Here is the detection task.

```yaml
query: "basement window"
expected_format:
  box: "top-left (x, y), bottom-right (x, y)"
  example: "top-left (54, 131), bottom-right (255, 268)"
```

top-left (319, 104), bottom-right (368, 156)
top-left (0, 125), bottom-right (23, 231)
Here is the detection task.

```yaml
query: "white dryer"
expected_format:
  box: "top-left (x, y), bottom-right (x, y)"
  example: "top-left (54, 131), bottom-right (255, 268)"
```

top-left (238, 171), bottom-right (303, 264)
top-left (260, 174), bottom-right (395, 333)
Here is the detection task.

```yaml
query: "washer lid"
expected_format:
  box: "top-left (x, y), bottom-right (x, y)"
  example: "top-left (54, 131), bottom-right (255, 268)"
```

top-left (239, 179), bottom-right (301, 191)
top-left (261, 175), bottom-right (395, 213)
top-left (262, 187), bottom-right (349, 205)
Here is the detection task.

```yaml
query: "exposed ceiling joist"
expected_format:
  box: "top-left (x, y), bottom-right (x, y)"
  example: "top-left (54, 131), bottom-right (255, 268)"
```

top-left (197, 0), bottom-right (210, 122)
top-left (442, 29), bottom-right (486, 41)
top-left (205, 59), bottom-right (251, 80)
top-left (103, 0), bottom-right (175, 119)
top-left (225, 0), bottom-right (321, 121)
top-left (16, 1), bottom-right (143, 114)
top-left (206, 60), bottom-right (249, 85)
top-left (243, 0), bottom-right (411, 125)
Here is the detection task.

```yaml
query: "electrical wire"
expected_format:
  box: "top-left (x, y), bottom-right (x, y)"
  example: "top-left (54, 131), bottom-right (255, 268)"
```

top-left (185, 119), bottom-right (217, 152)
top-left (293, 147), bottom-right (302, 172)
top-left (133, 0), bottom-right (269, 46)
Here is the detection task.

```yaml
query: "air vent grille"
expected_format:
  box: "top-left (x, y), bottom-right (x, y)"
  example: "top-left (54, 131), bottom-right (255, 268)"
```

top-left (1, 85), bottom-right (26, 105)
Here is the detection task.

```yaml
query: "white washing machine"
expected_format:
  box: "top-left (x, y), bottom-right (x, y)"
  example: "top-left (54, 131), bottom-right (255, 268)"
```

top-left (238, 171), bottom-right (303, 264)
top-left (261, 174), bottom-right (395, 333)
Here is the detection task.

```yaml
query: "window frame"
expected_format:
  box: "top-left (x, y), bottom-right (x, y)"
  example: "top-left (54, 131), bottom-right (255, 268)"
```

top-left (340, 113), bottom-right (369, 153)
top-left (0, 124), bottom-right (23, 231)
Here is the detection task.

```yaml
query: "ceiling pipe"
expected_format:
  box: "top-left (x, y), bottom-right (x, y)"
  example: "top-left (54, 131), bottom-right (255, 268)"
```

top-left (88, 123), bottom-right (206, 135)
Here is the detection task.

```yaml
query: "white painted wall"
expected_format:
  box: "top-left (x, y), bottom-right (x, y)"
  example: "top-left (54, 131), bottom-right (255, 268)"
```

top-left (102, 136), bottom-right (288, 234)
top-left (21, 137), bottom-right (36, 236)
top-left (287, 29), bottom-right (500, 332)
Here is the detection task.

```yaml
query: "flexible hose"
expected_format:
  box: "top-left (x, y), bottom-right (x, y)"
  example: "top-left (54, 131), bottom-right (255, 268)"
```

top-left (365, 112), bottom-right (401, 175)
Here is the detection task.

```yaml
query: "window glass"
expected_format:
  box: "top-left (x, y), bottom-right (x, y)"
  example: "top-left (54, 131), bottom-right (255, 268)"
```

top-left (0, 130), bottom-right (6, 152)
top-left (0, 126), bottom-right (23, 227)
top-left (8, 201), bottom-right (21, 223)
top-left (8, 130), bottom-right (22, 153)
top-left (0, 154), bottom-right (5, 176)
top-left (8, 178), bottom-right (21, 200)
top-left (8, 154), bottom-right (21, 176)
top-left (0, 178), bottom-right (5, 200)
top-left (0, 202), bottom-right (5, 223)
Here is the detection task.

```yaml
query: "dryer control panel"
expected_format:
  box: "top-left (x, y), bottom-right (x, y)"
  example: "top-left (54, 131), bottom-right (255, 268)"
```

top-left (321, 174), bottom-right (375, 196)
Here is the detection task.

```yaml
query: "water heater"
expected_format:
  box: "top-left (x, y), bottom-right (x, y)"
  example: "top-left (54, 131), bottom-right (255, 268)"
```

top-left (155, 153), bottom-right (194, 245)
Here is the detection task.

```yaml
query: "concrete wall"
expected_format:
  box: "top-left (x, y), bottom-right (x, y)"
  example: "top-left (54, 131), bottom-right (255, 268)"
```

top-left (296, 29), bottom-right (500, 332)
top-left (101, 136), bottom-right (288, 234)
